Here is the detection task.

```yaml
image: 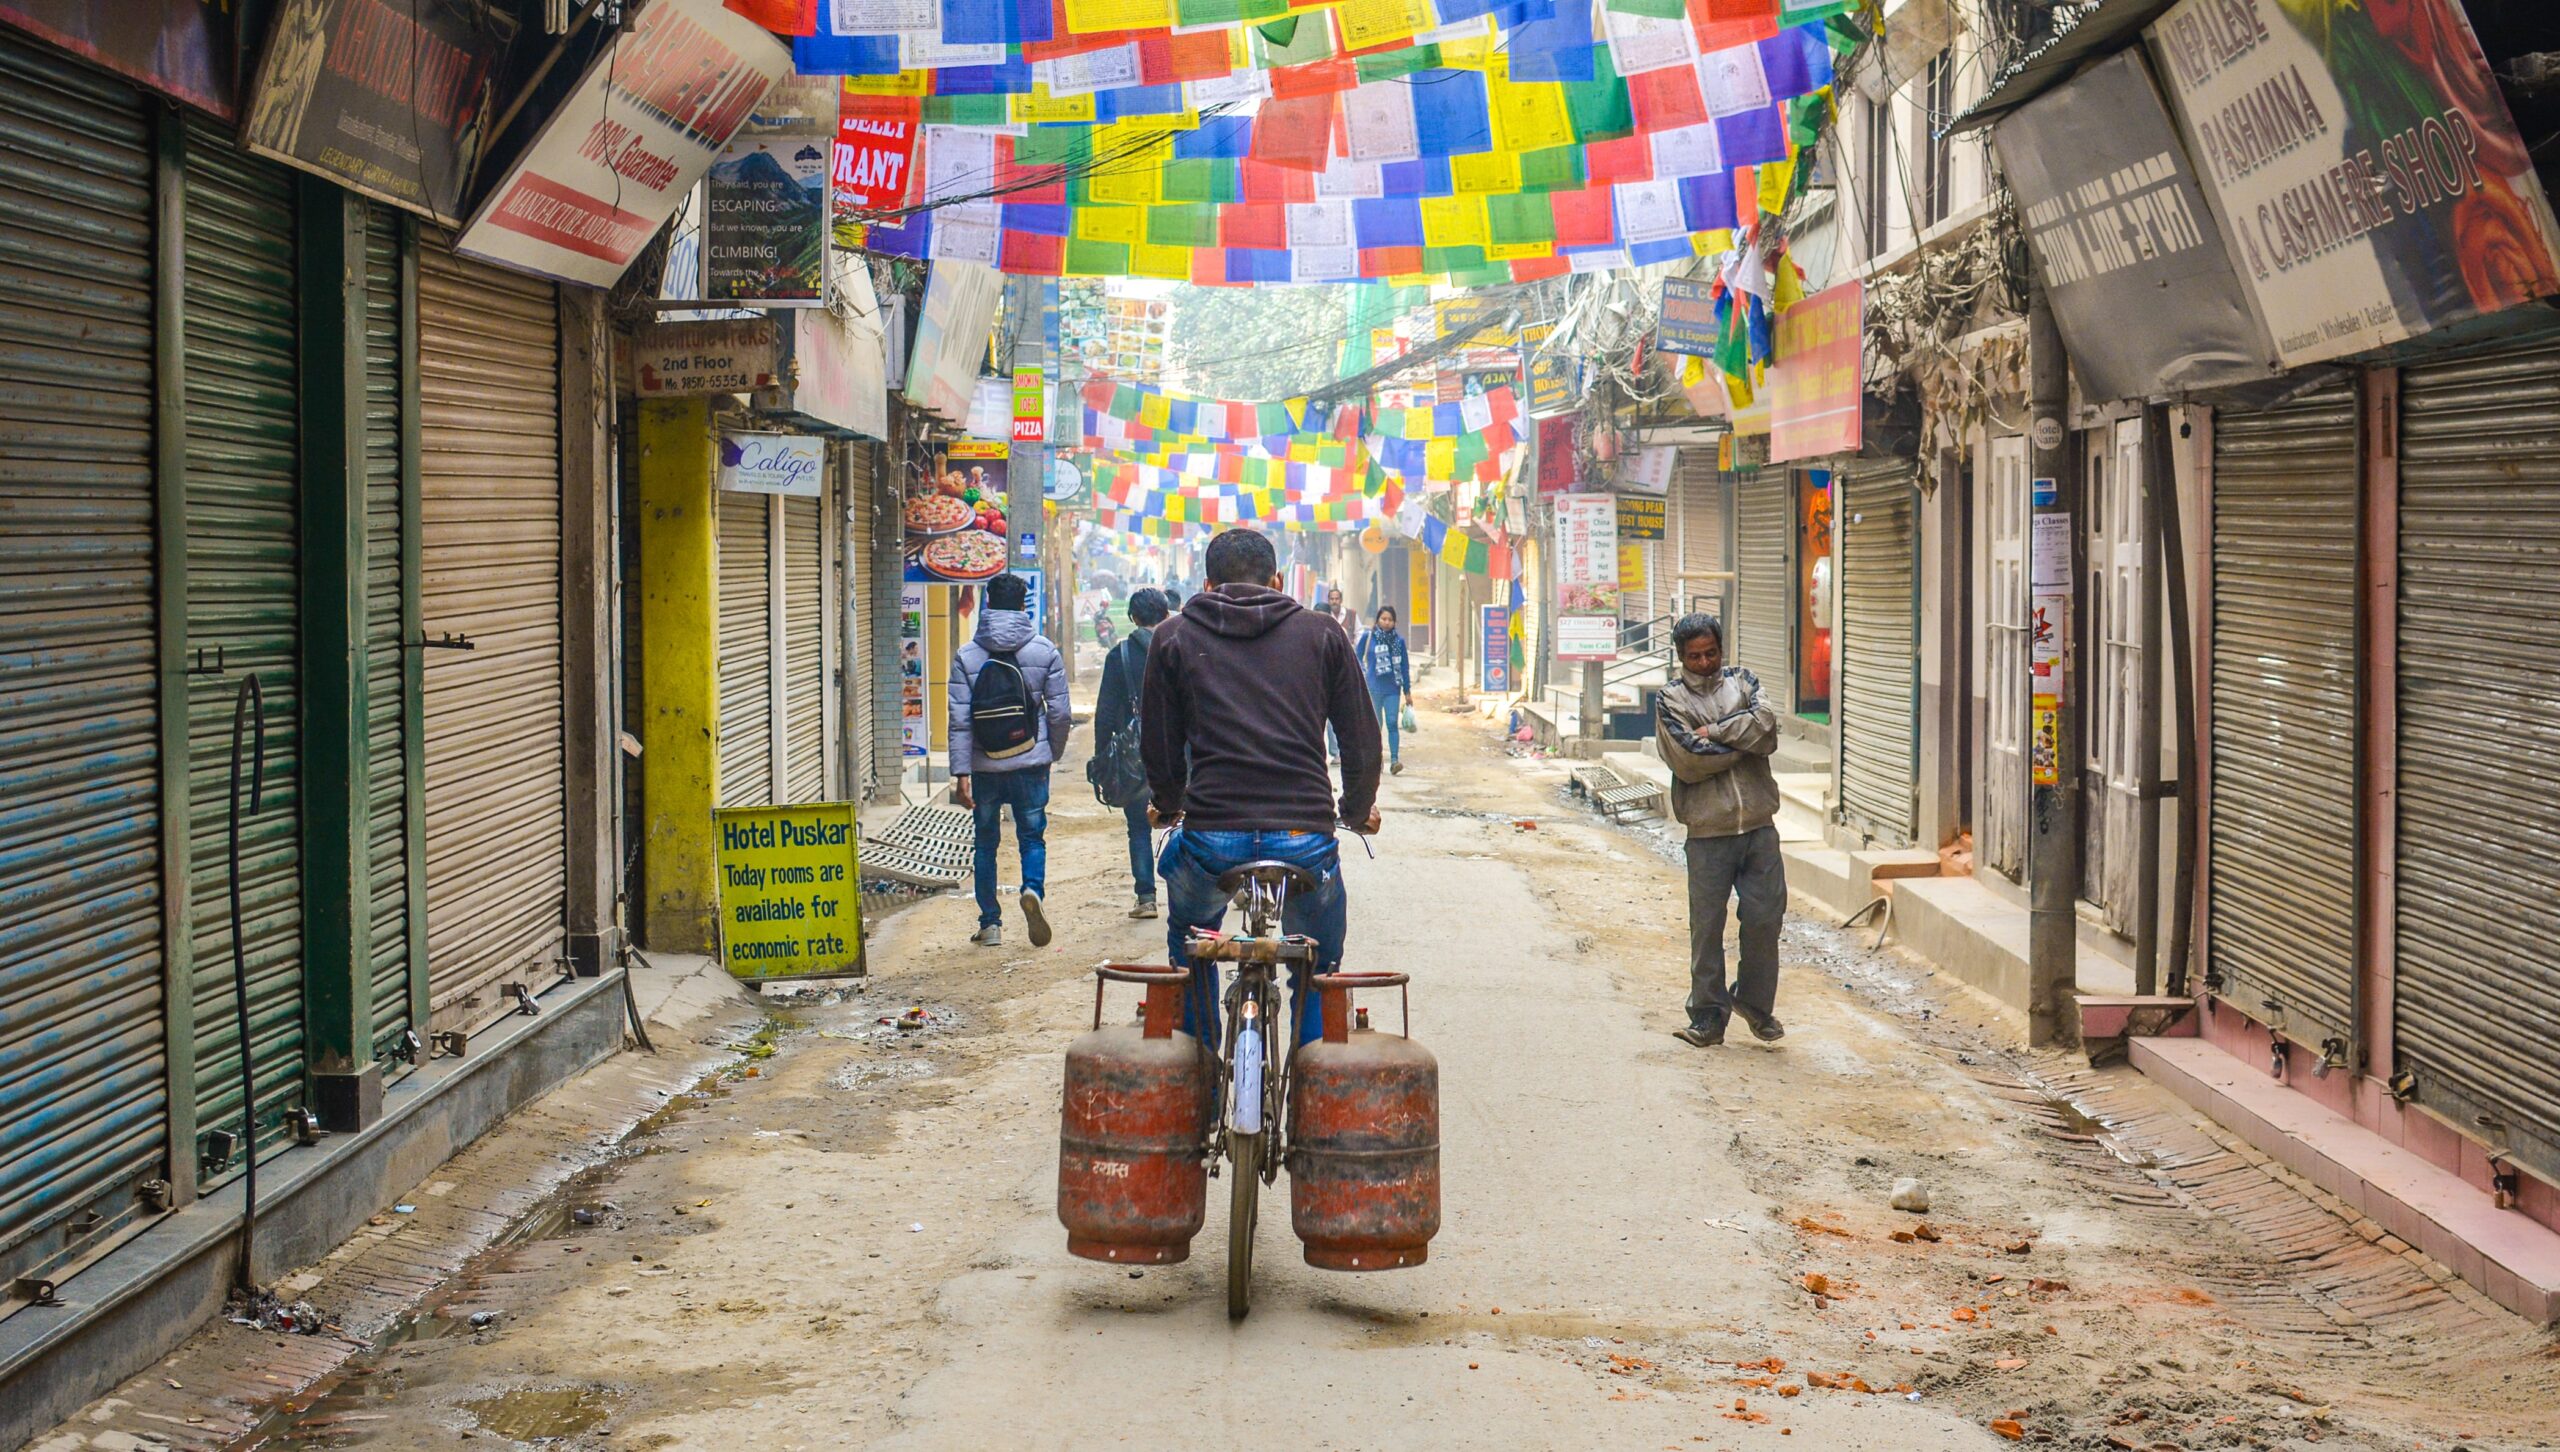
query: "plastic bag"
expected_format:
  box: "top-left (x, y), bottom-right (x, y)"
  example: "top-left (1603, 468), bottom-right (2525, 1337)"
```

top-left (1400, 703), bottom-right (1419, 733)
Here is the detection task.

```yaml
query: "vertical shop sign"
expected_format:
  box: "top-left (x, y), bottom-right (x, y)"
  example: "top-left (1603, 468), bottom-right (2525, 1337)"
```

top-left (1481, 605), bottom-right (1513, 692)
top-left (706, 137), bottom-right (831, 305)
top-left (714, 804), bottom-right (865, 980)
top-left (899, 582), bottom-right (928, 757)
top-left (1769, 280), bottom-right (1864, 463)
top-left (1535, 414), bottom-right (1580, 493)
top-left (458, 0), bottom-right (790, 287)
top-left (245, 0), bottom-right (515, 224)
top-left (1554, 493), bottom-right (1620, 661)
top-left (2148, 0), bottom-right (2560, 367)
top-left (1012, 368), bottom-right (1047, 444)
top-left (2029, 510), bottom-right (2070, 787)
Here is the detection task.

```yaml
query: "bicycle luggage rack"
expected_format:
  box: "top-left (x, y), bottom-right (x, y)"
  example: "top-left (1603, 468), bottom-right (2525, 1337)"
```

top-left (1572, 762), bottom-right (1665, 823)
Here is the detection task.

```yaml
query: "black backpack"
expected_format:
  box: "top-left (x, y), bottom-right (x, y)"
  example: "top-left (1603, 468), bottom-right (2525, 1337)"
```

top-left (1089, 639), bottom-right (1149, 808)
top-left (969, 648), bottom-right (1040, 760)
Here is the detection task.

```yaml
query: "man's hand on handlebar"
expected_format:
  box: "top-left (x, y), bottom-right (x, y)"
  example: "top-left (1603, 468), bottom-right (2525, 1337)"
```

top-left (1147, 803), bottom-right (1174, 829)
top-left (1348, 806), bottom-right (1383, 835)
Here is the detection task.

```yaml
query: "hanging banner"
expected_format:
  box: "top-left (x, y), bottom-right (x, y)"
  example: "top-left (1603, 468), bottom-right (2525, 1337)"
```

top-left (904, 260), bottom-right (1003, 424)
top-left (906, 441), bottom-right (1011, 583)
top-left (632, 317), bottom-right (783, 395)
top-left (1535, 415), bottom-right (1580, 494)
top-left (1618, 446), bottom-right (1677, 494)
top-left (457, 0), bottom-right (790, 288)
top-left (713, 803), bottom-right (865, 980)
top-left (1656, 277), bottom-right (1720, 357)
top-left (2148, 0), bottom-right (2560, 368)
top-left (244, 0), bottom-right (515, 226)
top-left (833, 105), bottom-right (920, 224)
top-left (705, 137), bottom-right (831, 306)
top-left (1481, 605), bottom-right (1513, 693)
top-left (717, 432), bottom-right (824, 496)
top-left (1768, 280), bottom-right (1864, 463)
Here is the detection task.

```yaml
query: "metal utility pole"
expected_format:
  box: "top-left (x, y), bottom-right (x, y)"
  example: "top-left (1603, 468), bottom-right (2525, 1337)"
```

top-left (2025, 286), bottom-right (2082, 1049)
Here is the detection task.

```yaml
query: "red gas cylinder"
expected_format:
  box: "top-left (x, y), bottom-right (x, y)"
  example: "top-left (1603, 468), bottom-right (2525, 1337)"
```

top-left (1059, 965), bottom-right (1209, 1264)
top-left (1290, 972), bottom-right (1440, 1270)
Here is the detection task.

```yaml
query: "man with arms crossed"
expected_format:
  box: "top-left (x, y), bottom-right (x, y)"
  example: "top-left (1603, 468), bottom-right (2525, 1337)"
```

top-left (1656, 614), bottom-right (1788, 1047)
top-left (1140, 529), bottom-right (1383, 1047)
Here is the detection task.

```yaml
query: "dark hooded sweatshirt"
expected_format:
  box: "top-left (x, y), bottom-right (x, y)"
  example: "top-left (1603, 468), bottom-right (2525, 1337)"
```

top-left (1140, 583), bottom-right (1383, 834)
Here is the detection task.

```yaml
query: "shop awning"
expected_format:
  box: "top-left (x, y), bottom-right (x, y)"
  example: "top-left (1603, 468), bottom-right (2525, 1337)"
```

top-left (1939, 0), bottom-right (2178, 136)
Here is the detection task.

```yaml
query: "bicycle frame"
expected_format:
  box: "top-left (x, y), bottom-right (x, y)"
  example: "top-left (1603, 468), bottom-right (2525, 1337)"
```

top-left (1191, 871), bottom-right (1317, 1180)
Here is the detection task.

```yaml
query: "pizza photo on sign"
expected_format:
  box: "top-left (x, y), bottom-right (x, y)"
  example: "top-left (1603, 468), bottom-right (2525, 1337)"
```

top-left (920, 529), bottom-right (1007, 582)
top-left (904, 493), bottom-right (975, 537)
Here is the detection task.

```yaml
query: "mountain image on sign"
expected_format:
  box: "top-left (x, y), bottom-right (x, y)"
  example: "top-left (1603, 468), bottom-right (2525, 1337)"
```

top-left (707, 145), bottom-right (825, 301)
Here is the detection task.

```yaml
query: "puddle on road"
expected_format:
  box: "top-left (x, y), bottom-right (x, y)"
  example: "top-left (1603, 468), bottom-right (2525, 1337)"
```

top-left (831, 1058), bottom-right (939, 1091)
top-left (457, 1384), bottom-right (619, 1442)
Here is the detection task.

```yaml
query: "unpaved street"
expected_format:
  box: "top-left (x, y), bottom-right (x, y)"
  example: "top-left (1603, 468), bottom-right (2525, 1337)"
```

top-left (71, 690), bottom-right (2560, 1452)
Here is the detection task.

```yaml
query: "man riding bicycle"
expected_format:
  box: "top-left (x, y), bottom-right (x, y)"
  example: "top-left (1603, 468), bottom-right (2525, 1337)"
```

top-left (1140, 528), bottom-right (1384, 1049)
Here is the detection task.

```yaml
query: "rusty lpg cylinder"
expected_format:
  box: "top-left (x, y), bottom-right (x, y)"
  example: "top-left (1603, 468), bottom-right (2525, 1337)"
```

top-left (1289, 972), bottom-right (1439, 1270)
top-left (1059, 965), bottom-right (1208, 1264)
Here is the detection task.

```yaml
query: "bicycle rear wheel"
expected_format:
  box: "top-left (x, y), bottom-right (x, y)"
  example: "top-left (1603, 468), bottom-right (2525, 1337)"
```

top-left (1227, 1130), bottom-right (1260, 1320)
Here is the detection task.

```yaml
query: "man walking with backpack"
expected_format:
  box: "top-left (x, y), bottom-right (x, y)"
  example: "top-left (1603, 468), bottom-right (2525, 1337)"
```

top-left (1091, 587), bottom-right (1168, 919)
top-left (951, 574), bottom-right (1072, 948)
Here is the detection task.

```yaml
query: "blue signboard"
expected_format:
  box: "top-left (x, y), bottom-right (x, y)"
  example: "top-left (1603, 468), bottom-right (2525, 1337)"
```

top-left (1656, 278), bottom-right (1719, 358)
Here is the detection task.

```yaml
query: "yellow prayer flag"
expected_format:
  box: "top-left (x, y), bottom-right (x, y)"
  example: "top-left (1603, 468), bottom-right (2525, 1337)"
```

top-left (1333, 0), bottom-right (1432, 51)
top-left (1061, 0), bottom-right (1173, 33)
top-left (1129, 242), bottom-right (1193, 280)
top-left (1483, 240), bottom-right (1552, 262)
top-left (1757, 159), bottom-right (1793, 218)
top-left (842, 69), bottom-right (929, 97)
top-left (1418, 194), bottom-right (1488, 249)
top-left (1076, 207), bottom-right (1145, 244)
top-left (1013, 86), bottom-right (1097, 125)
top-left (1424, 437), bottom-right (1457, 479)
top-left (1488, 73), bottom-right (1573, 153)
top-left (1139, 394), bottom-right (1174, 429)
top-left (1450, 151), bottom-right (1522, 195)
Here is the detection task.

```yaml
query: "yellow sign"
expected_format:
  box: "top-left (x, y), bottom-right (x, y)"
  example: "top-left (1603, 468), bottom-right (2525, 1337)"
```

top-left (714, 803), bottom-right (866, 980)
top-left (1618, 543), bottom-right (1647, 593)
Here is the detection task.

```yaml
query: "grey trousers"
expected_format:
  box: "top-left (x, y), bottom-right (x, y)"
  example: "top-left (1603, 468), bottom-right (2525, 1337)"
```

top-left (1685, 825), bottom-right (1786, 1032)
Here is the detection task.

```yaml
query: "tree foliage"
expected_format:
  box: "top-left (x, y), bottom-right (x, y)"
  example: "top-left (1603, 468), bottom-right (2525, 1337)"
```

top-left (1165, 284), bottom-right (1351, 400)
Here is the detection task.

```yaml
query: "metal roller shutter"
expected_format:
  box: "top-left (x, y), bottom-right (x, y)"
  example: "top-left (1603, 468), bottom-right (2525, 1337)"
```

top-left (2207, 383), bottom-right (2357, 1052)
top-left (181, 121), bottom-right (305, 1178)
top-left (718, 489), bottom-right (773, 807)
top-left (418, 236), bottom-right (566, 1030)
top-left (1675, 454), bottom-right (1727, 620)
top-left (1731, 470), bottom-right (1791, 708)
top-left (1837, 460), bottom-right (1918, 846)
top-left (361, 208), bottom-right (415, 1068)
top-left (2396, 342), bottom-right (2560, 1185)
top-left (0, 37), bottom-right (169, 1280)
top-left (782, 490), bottom-right (826, 802)
top-left (846, 442), bottom-right (879, 800)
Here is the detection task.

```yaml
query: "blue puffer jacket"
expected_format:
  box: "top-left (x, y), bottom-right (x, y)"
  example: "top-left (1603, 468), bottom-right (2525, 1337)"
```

top-left (950, 610), bottom-right (1072, 774)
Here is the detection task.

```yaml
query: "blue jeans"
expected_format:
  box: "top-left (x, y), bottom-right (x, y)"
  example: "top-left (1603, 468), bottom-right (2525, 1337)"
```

top-left (1160, 828), bottom-right (1346, 1050)
top-left (1123, 799), bottom-right (1157, 901)
top-left (1370, 683), bottom-right (1402, 760)
top-left (970, 769), bottom-right (1049, 927)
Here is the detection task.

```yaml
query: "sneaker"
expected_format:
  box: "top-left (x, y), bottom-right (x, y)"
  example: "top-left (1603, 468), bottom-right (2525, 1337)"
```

top-left (1021, 889), bottom-right (1052, 947)
top-left (1745, 1012), bottom-right (1786, 1043)
top-left (1673, 1025), bottom-right (1724, 1048)
top-left (1390, 759), bottom-right (1405, 776)
top-left (1129, 897), bottom-right (1159, 920)
top-left (971, 924), bottom-right (1002, 948)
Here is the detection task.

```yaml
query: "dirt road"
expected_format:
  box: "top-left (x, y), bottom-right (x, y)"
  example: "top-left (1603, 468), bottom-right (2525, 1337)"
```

top-left (53, 686), bottom-right (2560, 1452)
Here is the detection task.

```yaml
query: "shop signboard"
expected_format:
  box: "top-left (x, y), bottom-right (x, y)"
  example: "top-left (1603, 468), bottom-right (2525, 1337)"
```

top-left (1481, 605), bottom-right (1513, 693)
top-left (1534, 414), bottom-right (1580, 494)
top-left (899, 582), bottom-right (928, 757)
top-left (904, 440), bottom-right (1012, 584)
top-left (457, 0), bottom-right (790, 288)
top-left (1768, 280), bottom-right (1863, 463)
top-left (713, 803), bottom-right (865, 980)
top-left (834, 100), bottom-right (919, 234)
top-left (1012, 368), bottom-right (1047, 444)
top-left (2148, 0), bottom-right (2560, 368)
top-left (1555, 493), bottom-right (1620, 661)
top-left (1992, 48), bottom-right (2272, 400)
top-left (2, 0), bottom-right (243, 116)
top-left (784, 282), bottom-right (890, 440)
top-left (1656, 277), bottom-right (1719, 357)
top-left (1520, 322), bottom-right (1577, 417)
top-left (1615, 495), bottom-right (1667, 541)
top-left (244, 0), bottom-right (514, 226)
top-left (1618, 446), bottom-right (1676, 494)
top-left (705, 137), bottom-right (831, 306)
top-left (717, 432), bottom-right (824, 496)
top-left (1435, 295), bottom-right (1518, 349)
top-left (633, 317), bottom-right (782, 396)
top-left (1556, 614), bottom-right (1621, 663)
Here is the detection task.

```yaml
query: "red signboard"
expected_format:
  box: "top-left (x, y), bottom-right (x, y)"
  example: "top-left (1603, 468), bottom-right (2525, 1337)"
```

top-left (833, 100), bottom-right (918, 215)
top-left (1534, 414), bottom-right (1579, 494)
top-left (1768, 280), bottom-right (1863, 464)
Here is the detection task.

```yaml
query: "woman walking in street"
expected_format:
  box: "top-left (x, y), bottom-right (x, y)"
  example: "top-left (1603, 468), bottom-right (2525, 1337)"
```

top-left (1355, 605), bottom-right (1413, 775)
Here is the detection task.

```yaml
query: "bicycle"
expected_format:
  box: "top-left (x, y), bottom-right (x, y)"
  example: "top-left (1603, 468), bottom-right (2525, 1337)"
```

top-left (1185, 858), bottom-right (1321, 1321)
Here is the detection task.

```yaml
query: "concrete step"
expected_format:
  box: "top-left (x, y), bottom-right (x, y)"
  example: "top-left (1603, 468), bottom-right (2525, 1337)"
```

top-left (1880, 874), bottom-right (2137, 1018)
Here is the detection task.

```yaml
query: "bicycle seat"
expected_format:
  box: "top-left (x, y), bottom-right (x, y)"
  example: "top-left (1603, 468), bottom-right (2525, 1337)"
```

top-left (1215, 860), bottom-right (1319, 896)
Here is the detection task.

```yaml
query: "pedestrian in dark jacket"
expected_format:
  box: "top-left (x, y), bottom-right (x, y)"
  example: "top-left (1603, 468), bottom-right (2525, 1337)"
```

top-left (1094, 588), bottom-right (1170, 919)
top-left (1141, 529), bottom-right (1382, 1048)
top-left (1654, 614), bottom-right (1786, 1047)
top-left (1354, 606), bottom-right (1414, 774)
top-left (950, 573), bottom-right (1072, 949)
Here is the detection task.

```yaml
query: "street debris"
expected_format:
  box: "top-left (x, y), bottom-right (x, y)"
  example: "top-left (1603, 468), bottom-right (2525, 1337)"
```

top-left (228, 1290), bottom-right (331, 1336)
top-left (1890, 1177), bottom-right (1931, 1213)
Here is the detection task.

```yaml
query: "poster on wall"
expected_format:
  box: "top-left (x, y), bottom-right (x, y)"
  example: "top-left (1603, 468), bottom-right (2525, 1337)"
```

top-left (1481, 605), bottom-right (1513, 693)
top-left (904, 440), bottom-right (1011, 584)
top-left (705, 137), bottom-right (831, 305)
top-left (244, 0), bottom-right (515, 225)
top-left (2148, 0), bottom-right (2560, 368)
top-left (899, 582), bottom-right (927, 757)
top-left (456, 0), bottom-right (790, 288)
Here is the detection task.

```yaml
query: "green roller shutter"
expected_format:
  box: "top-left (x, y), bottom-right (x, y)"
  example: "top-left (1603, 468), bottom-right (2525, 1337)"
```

top-left (0, 34), bottom-right (170, 1284)
top-left (181, 120), bottom-right (305, 1181)
top-left (362, 207), bottom-right (416, 1071)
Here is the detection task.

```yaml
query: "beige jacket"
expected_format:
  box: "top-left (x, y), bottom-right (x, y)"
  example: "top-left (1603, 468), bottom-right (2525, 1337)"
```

top-left (1655, 667), bottom-right (1782, 839)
